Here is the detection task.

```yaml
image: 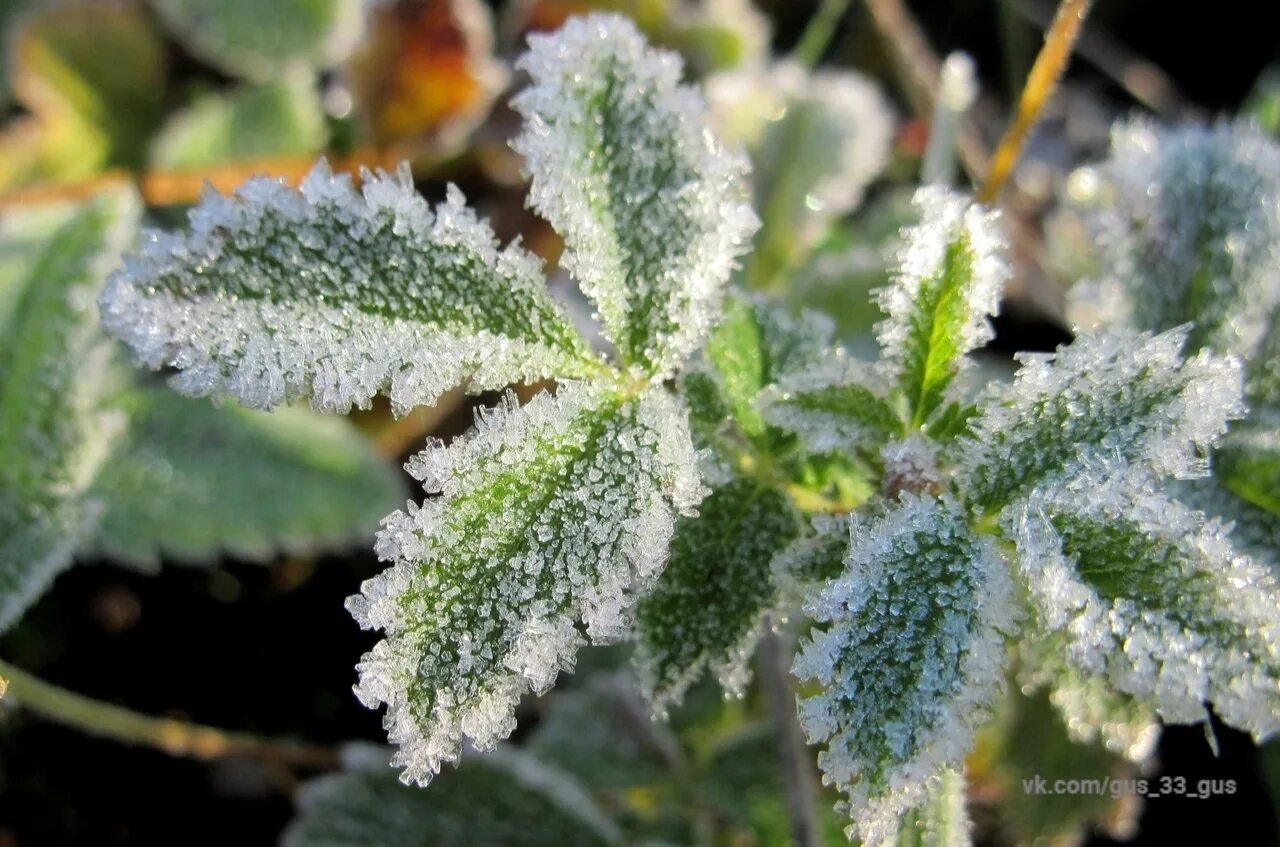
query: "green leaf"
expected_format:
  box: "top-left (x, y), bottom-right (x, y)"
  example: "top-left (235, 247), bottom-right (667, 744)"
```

top-left (1174, 477), bottom-right (1280, 574)
top-left (101, 162), bottom-right (603, 416)
top-left (893, 769), bottom-right (970, 847)
top-left (0, 190), bottom-right (140, 632)
top-left (0, 202), bottom-right (84, 329)
top-left (876, 187), bottom-right (1006, 430)
top-left (1069, 121), bottom-right (1280, 359)
top-left (346, 383), bottom-right (704, 785)
top-left (511, 14), bottom-right (757, 375)
top-left (740, 62), bottom-right (893, 290)
top-left (149, 74), bottom-right (327, 170)
top-left (1216, 426), bottom-right (1280, 517)
top-left (959, 328), bottom-right (1244, 514)
top-left (149, 0), bottom-right (362, 81)
top-left (771, 515), bottom-right (850, 603)
top-left (13, 0), bottom-right (166, 164)
top-left (634, 476), bottom-right (800, 711)
top-left (87, 384), bottom-right (404, 570)
top-left (526, 674), bottom-right (673, 792)
top-left (282, 746), bottom-right (621, 847)
top-left (703, 294), bottom-right (834, 444)
top-left (759, 355), bottom-right (901, 454)
top-left (1007, 477), bottom-right (1280, 740)
top-left (793, 495), bottom-right (1016, 844)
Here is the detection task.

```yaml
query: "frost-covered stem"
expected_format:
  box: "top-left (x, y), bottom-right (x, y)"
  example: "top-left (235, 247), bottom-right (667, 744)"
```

top-left (759, 624), bottom-right (822, 847)
top-left (863, 0), bottom-right (989, 182)
top-left (978, 0), bottom-right (1092, 203)
top-left (923, 53), bottom-right (978, 185)
top-left (792, 0), bottom-right (852, 68)
top-left (0, 658), bottom-right (340, 769)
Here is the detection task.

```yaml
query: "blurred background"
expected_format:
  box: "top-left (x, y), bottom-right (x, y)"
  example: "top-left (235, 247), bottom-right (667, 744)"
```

top-left (0, 0), bottom-right (1278, 844)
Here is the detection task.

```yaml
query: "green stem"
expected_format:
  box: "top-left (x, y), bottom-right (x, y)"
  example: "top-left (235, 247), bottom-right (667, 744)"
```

top-left (0, 657), bottom-right (340, 769)
top-left (759, 624), bottom-right (823, 847)
top-left (793, 0), bottom-right (853, 68)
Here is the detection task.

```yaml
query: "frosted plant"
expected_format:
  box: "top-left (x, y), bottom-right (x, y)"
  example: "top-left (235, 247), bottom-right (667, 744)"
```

top-left (0, 189), bottom-right (401, 632)
top-left (1063, 122), bottom-right (1280, 578)
top-left (94, 13), bottom-right (1280, 846)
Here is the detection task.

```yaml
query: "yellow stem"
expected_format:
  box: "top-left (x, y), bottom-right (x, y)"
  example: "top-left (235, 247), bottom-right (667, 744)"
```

top-left (978, 0), bottom-right (1093, 203)
top-left (0, 658), bottom-right (340, 770)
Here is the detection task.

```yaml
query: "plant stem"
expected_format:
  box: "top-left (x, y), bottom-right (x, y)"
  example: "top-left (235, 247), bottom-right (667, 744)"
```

top-left (759, 623), bottom-right (822, 847)
top-left (978, 0), bottom-right (1093, 203)
top-left (0, 658), bottom-right (340, 770)
top-left (862, 0), bottom-right (990, 183)
top-left (793, 0), bottom-right (852, 68)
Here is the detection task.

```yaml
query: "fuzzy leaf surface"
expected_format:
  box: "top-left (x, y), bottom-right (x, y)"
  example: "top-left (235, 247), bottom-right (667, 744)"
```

top-left (875, 187), bottom-right (1005, 430)
top-left (959, 328), bottom-right (1243, 514)
top-left (282, 747), bottom-right (620, 847)
top-left (88, 385), bottom-right (403, 570)
top-left (0, 192), bottom-right (137, 632)
top-left (346, 383), bottom-right (704, 785)
top-left (511, 14), bottom-right (757, 375)
top-left (101, 162), bottom-right (601, 416)
top-left (1007, 478), bottom-right (1280, 738)
top-left (634, 475), bottom-right (800, 711)
top-left (793, 496), bottom-right (1015, 843)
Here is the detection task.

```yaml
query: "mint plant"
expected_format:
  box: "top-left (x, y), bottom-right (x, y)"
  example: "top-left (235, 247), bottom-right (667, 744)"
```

top-left (76, 12), bottom-right (1280, 845)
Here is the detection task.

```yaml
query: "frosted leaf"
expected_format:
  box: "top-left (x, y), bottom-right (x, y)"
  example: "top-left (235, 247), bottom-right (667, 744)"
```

top-left (793, 495), bottom-right (1016, 844)
top-left (101, 161), bottom-right (602, 416)
top-left (739, 61), bottom-right (894, 289)
top-left (1174, 477), bottom-right (1280, 575)
top-left (959, 328), bottom-right (1244, 513)
top-left (282, 746), bottom-right (620, 847)
top-left (87, 384), bottom-right (403, 571)
top-left (0, 190), bottom-right (139, 632)
top-left (511, 14), bottom-right (757, 376)
top-left (759, 352), bottom-right (901, 454)
top-left (150, 0), bottom-right (363, 82)
top-left (347, 382), bottom-right (704, 785)
top-left (634, 476), bottom-right (800, 712)
top-left (1017, 635), bottom-right (1160, 762)
top-left (1068, 121), bottom-right (1280, 359)
top-left (875, 187), bottom-right (1007, 430)
top-left (702, 293), bottom-right (835, 444)
top-left (771, 514), bottom-right (851, 606)
top-left (1006, 476), bottom-right (1280, 739)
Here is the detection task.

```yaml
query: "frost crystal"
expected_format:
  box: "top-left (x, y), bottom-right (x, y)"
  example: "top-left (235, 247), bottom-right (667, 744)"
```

top-left (346, 382), bottom-right (704, 785)
top-left (633, 476), bottom-right (799, 712)
top-left (1068, 122), bottom-right (1280, 358)
top-left (959, 328), bottom-right (1244, 513)
top-left (511, 14), bottom-right (757, 376)
top-left (793, 495), bottom-right (1015, 843)
top-left (1007, 477), bottom-right (1280, 739)
top-left (101, 161), bottom-right (600, 416)
top-left (875, 186), bottom-right (1007, 428)
top-left (758, 353), bottom-right (900, 453)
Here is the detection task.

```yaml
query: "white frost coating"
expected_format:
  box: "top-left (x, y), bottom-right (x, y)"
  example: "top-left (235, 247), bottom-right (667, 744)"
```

top-left (511, 14), bottom-right (758, 376)
top-left (881, 435), bottom-right (945, 497)
top-left (1070, 121), bottom-right (1280, 359)
top-left (1007, 475), bottom-right (1280, 740)
top-left (960, 327), bottom-right (1246, 510)
top-left (875, 186), bottom-right (1007, 390)
top-left (758, 351), bottom-right (894, 453)
top-left (100, 160), bottom-right (598, 416)
top-left (347, 382), bottom-right (705, 786)
top-left (793, 495), bottom-right (1016, 843)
